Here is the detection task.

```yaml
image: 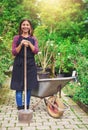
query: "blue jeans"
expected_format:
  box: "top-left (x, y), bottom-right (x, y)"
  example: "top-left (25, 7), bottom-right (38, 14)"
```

top-left (16, 90), bottom-right (31, 106)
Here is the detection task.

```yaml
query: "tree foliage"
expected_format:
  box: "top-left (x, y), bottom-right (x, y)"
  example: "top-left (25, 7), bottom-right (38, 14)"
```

top-left (22, 0), bottom-right (40, 28)
top-left (37, 0), bottom-right (88, 41)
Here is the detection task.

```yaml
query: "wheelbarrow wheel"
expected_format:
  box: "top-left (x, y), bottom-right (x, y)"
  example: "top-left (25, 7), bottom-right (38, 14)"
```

top-left (46, 96), bottom-right (65, 118)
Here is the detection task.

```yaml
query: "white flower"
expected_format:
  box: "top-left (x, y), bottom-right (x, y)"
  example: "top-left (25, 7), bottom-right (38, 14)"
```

top-left (58, 53), bottom-right (60, 56)
top-left (38, 51), bottom-right (42, 55)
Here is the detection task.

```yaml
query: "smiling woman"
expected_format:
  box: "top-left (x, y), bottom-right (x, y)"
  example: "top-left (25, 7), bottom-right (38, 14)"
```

top-left (10, 19), bottom-right (39, 110)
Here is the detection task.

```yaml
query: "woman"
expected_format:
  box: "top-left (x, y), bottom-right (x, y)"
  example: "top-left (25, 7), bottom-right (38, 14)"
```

top-left (10, 19), bottom-right (39, 110)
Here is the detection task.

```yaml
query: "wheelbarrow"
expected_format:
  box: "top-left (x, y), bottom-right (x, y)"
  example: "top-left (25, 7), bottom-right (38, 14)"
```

top-left (31, 72), bottom-right (76, 118)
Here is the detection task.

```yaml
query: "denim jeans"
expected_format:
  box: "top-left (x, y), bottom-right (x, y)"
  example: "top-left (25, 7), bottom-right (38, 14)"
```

top-left (16, 90), bottom-right (31, 106)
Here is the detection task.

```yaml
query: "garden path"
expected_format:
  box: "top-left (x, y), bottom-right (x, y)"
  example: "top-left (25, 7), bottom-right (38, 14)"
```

top-left (0, 77), bottom-right (88, 130)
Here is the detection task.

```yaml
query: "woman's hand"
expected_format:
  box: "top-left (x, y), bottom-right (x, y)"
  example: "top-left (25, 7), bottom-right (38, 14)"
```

top-left (21, 40), bottom-right (29, 47)
top-left (20, 40), bottom-right (35, 52)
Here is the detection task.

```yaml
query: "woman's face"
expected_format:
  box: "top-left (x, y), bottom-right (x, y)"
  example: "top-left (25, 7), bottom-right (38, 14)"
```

top-left (21, 20), bottom-right (31, 34)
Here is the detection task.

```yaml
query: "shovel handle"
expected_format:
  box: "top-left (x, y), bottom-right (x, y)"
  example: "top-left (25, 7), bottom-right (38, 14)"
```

top-left (24, 46), bottom-right (27, 110)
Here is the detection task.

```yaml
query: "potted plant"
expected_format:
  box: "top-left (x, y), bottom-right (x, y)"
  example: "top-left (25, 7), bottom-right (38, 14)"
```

top-left (35, 40), bottom-right (58, 78)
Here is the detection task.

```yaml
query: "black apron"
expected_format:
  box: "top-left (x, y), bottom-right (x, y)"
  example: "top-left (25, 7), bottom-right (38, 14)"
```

top-left (10, 36), bottom-right (38, 91)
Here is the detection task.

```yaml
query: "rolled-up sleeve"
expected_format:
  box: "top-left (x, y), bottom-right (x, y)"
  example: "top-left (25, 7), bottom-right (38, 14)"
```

top-left (12, 35), bottom-right (19, 56)
top-left (32, 36), bottom-right (39, 54)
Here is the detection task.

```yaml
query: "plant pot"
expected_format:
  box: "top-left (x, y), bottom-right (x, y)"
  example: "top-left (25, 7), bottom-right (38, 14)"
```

top-left (37, 71), bottom-right (50, 79)
top-left (56, 73), bottom-right (64, 78)
top-left (37, 66), bottom-right (43, 72)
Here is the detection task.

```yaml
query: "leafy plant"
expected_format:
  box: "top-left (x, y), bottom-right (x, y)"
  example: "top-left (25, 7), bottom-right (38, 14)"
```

top-left (55, 39), bottom-right (76, 75)
top-left (36, 40), bottom-right (58, 75)
top-left (34, 25), bottom-right (58, 76)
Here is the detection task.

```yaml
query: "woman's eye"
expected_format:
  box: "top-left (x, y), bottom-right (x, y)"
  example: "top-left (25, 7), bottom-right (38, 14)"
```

top-left (23, 24), bottom-right (29, 26)
top-left (22, 24), bottom-right (25, 26)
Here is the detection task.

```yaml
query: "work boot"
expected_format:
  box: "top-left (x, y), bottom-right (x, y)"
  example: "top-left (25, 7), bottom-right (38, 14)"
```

top-left (22, 105), bottom-right (29, 109)
top-left (27, 105), bottom-right (29, 109)
top-left (17, 106), bottom-right (24, 110)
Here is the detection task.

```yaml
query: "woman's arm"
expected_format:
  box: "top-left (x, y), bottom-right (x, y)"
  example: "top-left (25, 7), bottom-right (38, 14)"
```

top-left (12, 36), bottom-right (25, 56)
top-left (15, 42), bottom-right (23, 54)
top-left (12, 35), bottom-right (19, 56)
top-left (28, 36), bottom-right (39, 54)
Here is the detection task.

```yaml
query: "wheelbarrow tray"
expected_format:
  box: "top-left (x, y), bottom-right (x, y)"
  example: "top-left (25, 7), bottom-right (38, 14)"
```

top-left (31, 76), bottom-right (75, 98)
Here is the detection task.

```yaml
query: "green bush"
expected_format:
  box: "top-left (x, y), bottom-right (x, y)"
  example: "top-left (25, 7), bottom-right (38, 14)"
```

top-left (0, 36), bottom-right (13, 83)
top-left (73, 86), bottom-right (88, 105)
top-left (73, 56), bottom-right (88, 105)
top-left (63, 37), bottom-right (88, 105)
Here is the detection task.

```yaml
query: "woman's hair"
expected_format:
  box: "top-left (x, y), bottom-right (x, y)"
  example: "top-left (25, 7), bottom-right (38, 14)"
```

top-left (18, 19), bottom-right (33, 36)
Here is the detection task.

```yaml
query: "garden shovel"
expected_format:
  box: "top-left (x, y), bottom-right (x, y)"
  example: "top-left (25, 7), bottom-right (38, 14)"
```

top-left (18, 46), bottom-right (33, 124)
